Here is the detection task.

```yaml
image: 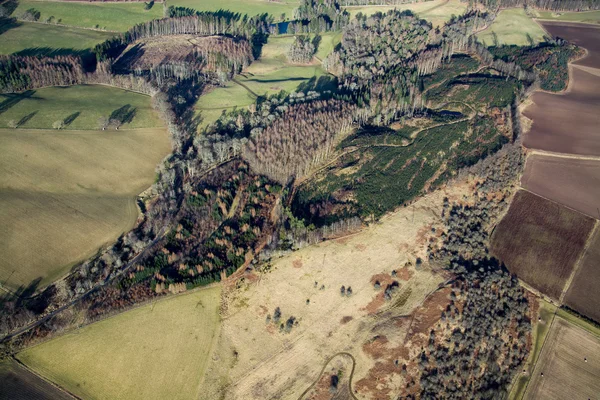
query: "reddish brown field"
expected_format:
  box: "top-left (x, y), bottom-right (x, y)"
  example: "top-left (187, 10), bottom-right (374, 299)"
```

top-left (541, 21), bottom-right (600, 69)
top-left (521, 154), bottom-right (600, 219)
top-left (523, 67), bottom-right (600, 156)
top-left (490, 190), bottom-right (594, 300)
top-left (564, 226), bottom-right (600, 323)
top-left (523, 22), bottom-right (600, 156)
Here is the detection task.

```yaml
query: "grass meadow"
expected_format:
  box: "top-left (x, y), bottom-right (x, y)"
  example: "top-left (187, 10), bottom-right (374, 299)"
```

top-left (344, 0), bottom-right (467, 27)
top-left (0, 21), bottom-right (113, 55)
top-left (0, 85), bottom-right (169, 289)
top-left (171, 0), bottom-right (298, 20)
top-left (477, 8), bottom-right (547, 46)
top-left (0, 85), bottom-right (163, 130)
top-left (18, 286), bottom-right (221, 400)
top-left (536, 10), bottom-right (600, 25)
top-left (196, 34), bottom-right (333, 127)
top-left (12, 0), bottom-right (163, 32)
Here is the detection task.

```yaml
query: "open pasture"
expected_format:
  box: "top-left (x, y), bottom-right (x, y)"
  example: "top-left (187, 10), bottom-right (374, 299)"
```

top-left (0, 85), bottom-right (169, 289)
top-left (564, 226), bottom-right (600, 324)
top-left (0, 359), bottom-right (73, 400)
top-left (171, 0), bottom-right (298, 20)
top-left (477, 8), bottom-right (547, 46)
top-left (12, 0), bottom-right (162, 32)
top-left (525, 316), bottom-right (600, 400)
top-left (0, 85), bottom-right (162, 130)
top-left (344, 0), bottom-right (467, 27)
top-left (0, 21), bottom-right (112, 56)
top-left (490, 190), bottom-right (594, 300)
top-left (536, 10), bottom-right (600, 25)
top-left (18, 286), bottom-right (221, 400)
top-left (196, 34), bottom-right (328, 127)
top-left (521, 154), bottom-right (600, 220)
top-left (202, 187), bottom-right (454, 399)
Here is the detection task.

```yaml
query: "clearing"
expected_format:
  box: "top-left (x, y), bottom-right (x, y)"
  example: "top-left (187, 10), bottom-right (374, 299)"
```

top-left (0, 21), bottom-right (113, 56)
top-left (525, 315), bottom-right (600, 400)
top-left (0, 358), bottom-right (73, 400)
top-left (0, 85), bottom-right (162, 130)
top-left (0, 86), bottom-right (169, 289)
top-left (344, 0), bottom-right (468, 27)
top-left (477, 8), bottom-right (547, 46)
top-left (521, 154), bottom-right (600, 220)
top-left (490, 190), bottom-right (595, 300)
top-left (196, 33), bottom-right (334, 126)
top-left (11, 0), bottom-right (162, 32)
top-left (18, 286), bottom-right (221, 400)
top-left (202, 185), bottom-right (465, 399)
top-left (171, 0), bottom-right (298, 21)
top-left (564, 225), bottom-right (600, 324)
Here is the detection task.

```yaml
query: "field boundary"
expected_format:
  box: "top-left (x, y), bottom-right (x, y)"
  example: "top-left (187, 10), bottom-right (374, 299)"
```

top-left (559, 221), bottom-right (599, 303)
top-left (10, 356), bottom-right (80, 400)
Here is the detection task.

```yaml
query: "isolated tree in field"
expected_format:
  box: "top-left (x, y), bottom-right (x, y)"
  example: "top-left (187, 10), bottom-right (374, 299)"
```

top-left (21, 8), bottom-right (40, 21)
top-left (273, 307), bottom-right (281, 323)
top-left (287, 36), bottom-right (315, 63)
top-left (52, 120), bottom-right (64, 130)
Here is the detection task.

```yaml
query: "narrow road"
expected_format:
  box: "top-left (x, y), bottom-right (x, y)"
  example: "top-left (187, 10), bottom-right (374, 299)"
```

top-left (297, 352), bottom-right (358, 400)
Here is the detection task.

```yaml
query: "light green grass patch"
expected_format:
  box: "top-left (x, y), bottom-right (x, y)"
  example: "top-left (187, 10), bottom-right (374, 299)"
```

top-left (477, 8), bottom-right (547, 47)
top-left (18, 287), bottom-right (221, 400)
top-left (536, 10), bottom-right (600, 25)
top-left (344, 0), bottom-right (467, 27)
top-left (0, 85), bottom-right (162, 130)
top-left (196, 35), bottom-right (327, 127)
top-left (508, 298), bottom-right (556, 400)
top-left (12, 0), bottom-right (163, 32)
top-left (0, 21), bottom-right (113, 55)
top-left (556, 307), bottom-right (600, 338)
top-left (171, 0), bottom-right (298, 21)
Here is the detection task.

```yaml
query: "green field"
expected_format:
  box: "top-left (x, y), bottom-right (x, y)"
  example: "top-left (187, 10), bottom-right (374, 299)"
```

top-left (0, 85), bottom-right (169, 289)
top-left (536, 10), bottom-right (600, 25)
top-left (0, 85), bottom-right (162, 130)
top-left (0, 21), bottom-right (113, 55)
top-left (171, 0), bottom-right (298, 20)
top-left (477, 8), bottom-right (547, 46)
top-left (18, 287), bottom-right (221, 400)
top-left (196, 34), bottom-right (330, 126)
top-left (508, 298), bottom-right (556, 400)
top-left (345, 0), bottom-right (467, 27)
top-left (12, 0), bottom-right (163, 32)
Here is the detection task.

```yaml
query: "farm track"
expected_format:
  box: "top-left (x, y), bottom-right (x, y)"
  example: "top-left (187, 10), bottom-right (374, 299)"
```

top-left (297, 352), bottom-right (358, 400)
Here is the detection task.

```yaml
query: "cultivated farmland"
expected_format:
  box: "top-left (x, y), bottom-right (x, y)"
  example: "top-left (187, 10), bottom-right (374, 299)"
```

top-left (0, 22), bottom-right (113, 56)
top-left (525, 316), bottom-right (600, 400)
top-left (564, 226), bottom-right (600, 323)
top-left (0, 85), bottom-right (169, 289)
top-left (0, 359), bottom-right (73, 400)
top-left (490, 190), bottom-right (595, 300)
top-left (477, 8), bottom-right (546, 46)
top-left (541, 21), bottom-right (600, 69)
top-left (18, 286), bottom-right (222, 400)
top-left (12, 1), bottom-right (162, 32)
top-left (0, 85), bottom-right (163, 130)
top-left (521, 154), bottom-right (600, 219)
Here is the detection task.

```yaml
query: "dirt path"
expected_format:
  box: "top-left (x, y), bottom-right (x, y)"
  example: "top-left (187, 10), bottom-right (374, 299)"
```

top-left (297, 352), bottom-right (358, 400)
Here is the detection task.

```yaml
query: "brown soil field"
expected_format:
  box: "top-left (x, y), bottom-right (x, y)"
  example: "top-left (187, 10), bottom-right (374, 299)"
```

top-left (523, 22), bottom-right (600, 156)
top-left (540, 21), bottom-right (600, 69)
top-left (564, 225), bottom-right (600, 323)
top-left (0, 359), bottom-right (73, 400)
top-left (490, 190), bottom-right (595, 300)
top-left (525, 316), bottom-right (600, 400)
top-left (201, 184), bottom-right (469, 399)
top-left (522, 67), bottom-right (600, 156)
top-left (521, 153), bottom-right (600, 219)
